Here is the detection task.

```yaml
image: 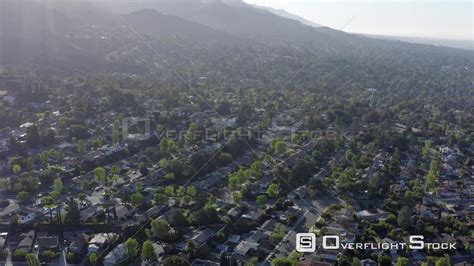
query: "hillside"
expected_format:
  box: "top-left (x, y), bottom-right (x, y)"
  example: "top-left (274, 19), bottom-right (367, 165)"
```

top-left (0, 0), bottom-right (472, 74)
top-left (122, 9), bottom-right (240, 43)
top-left (251, 4), bottom-right (322, 28)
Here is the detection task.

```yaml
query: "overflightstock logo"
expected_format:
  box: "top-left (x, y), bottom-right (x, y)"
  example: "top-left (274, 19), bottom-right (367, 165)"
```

top-left (296, 233), bottom-right (316, 253)
top-left (122, 117), bottom-right (150, 141)
top-left (295, 234), bottom-right (456, 252)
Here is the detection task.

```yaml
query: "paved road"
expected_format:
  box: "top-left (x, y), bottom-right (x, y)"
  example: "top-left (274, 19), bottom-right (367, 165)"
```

top-left (263, 190), bottom-right (343, 265)
top-left (59, 248), bottom-right (67, 266)
top-left (4, 248), bottom-right (12, 266)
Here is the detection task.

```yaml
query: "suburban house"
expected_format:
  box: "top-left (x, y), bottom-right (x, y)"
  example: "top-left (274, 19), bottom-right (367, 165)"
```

top-left (36, 236), bottom-right (59, 252)
top-left (103, 243), bottom-right (127, 266)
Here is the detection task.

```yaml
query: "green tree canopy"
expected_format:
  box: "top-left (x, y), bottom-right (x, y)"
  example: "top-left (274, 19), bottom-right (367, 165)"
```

top-left (53, 177), bottom-right (63, 194)
top-left (162, 256), bottom-right (189, 266)
top-left (267, 183), bottom-right (279, 198)
top-left (65, 197), bottom-right (80, 225)
top-left (26, 253), bottom-right (40, 266)
top-left (141, 240), bottom-right (156, 262)
top-left (17, 191), bottom-right (30, 205)
top-left (89, 253), bottom-right (97, 266)
top-left (257, 195), bottom-right (267, 207)
top-left (125, 238), bottom-right (139, 257)
top-left (93, 167), bottom-right (107, 185)
top-left (396, 257), bottom-right (410, 266)
top-left (150, 218), bottom-right (170, 239)
top-left (397, 206), bottom-right (412, 229)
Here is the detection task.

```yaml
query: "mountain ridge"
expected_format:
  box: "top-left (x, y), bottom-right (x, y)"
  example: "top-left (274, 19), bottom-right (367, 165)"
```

top-left (1, 0), bottom-right (472, 72)
top-left (250, 4), bottom-right (322, 28)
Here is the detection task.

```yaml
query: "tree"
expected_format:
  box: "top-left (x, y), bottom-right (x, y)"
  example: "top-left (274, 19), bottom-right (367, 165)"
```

top-left (141, 240), bottom-right (156, 262)
top-left (78, 193), bottom-right (87, 203)
top-left (274, 140), bottom-right (286, 155)
top-left (41, 195), bottom-right (57, 224)
top-left (164, 173), bottom-right (175, 181)
top-left (228, 175), bottom-right (240, 191)
top-left (94, 137), bottom-right (104, 148)
top-left (233, 191), bottom-right (242, 204)
top-left (287, 251), bottom-right (302, 264)
top-left (65, 198), bottom-right (80, 225)
top-left (256, 195), bottom-right (267, 207)
top-left (150, 218), bottom-right (170, 239)
top-left (0, 179), bottom-right (10, 192)
top-left (187, 186), bottom-right (197, 197)
top-left (12, 164), bottom-right (21, 174)
top-left (267, 183), bottom-right (279, 198)
top-left (160, 138), bottom-right (176, 157)
top-left (422, 257), bottom-right (438, 266)
top-left (180, 195), bottom-right (191, 206)
top-left (51, 191), bottom-right (60, 201)
top-left (43, 128), bottom-right (57, 144)
top-left (168, 159), bottom-right (185, 178)
top-left (27, 124), bottom-right (40, 147)
top-left (435, 257), bottom-right (451, 266)
top-left (250, 160), bottom-right (263, 178)
top-left (70, 124), bottom-right (88, 139)
top-left (26, 253), bottom-right (40, 266)
top-left (397, 206), bottom-right (412, 229)
top-left (422, 140), bottom-right (432, 160)
top-left (171, 210), bottom-right (188, 227)
top-left (131, 191), bottom-right (145, 206)
top-left (17, 191), bottom-right (30, 205)
top-left (39, 151), bottom-right (49, 164)
top-left (217, 100), bottom-right (231, 115)
top-left (154, 192), bottom-right (168, 204)
top-left (228, 168), bottom-right (250, 191)
top-left (270, 224), bottom-right (286, 244)
top-left (352, 257), bottom-right (361, 266)
top-left (139, 162), bottom-right (149, 176)
top-left (192, 205), bottom-right (219, 225)
top-left (248, 257), bottom-right (258, 266)
top-left (272, 257), bottom-right (293, 266)
top-left (96, 125), bottom-right (104, 135)
top-left (368, 172), bottom-right (387, 196)
top-left (89, 253), bottom-right (97, 266)
top-left (41, 195), bottom-right (54, 205)
top-left (17, 172), bottom-right (39, 192)
top-left (184, 123), bottom-right (198, 145)
top-left (218, 152), bottom-right (233, 165)
top-left (162, 256), bottom-right (189, 266)
top-left (378, 255), bottom-right (391, 266)
top-left (426, 171), bottom-right (437, 189)
top-left (13, 249), bottom-right (27, 261)
top-left (26, 157), bottom-right (35, 169)
top-left (66, 252), bottom-right (76, 263)
top-left (93, 167), bottom-right (107, 185)
top-left (111, 130), bottom-right (120, 143)
top-left (396, 257), bottom-right (410, 266)
top-left (159, 159), bottom-right (168, 168)
top-left (39, 250), bottom-right (56, 262)
top-left (164, 186), bottom-right (175, 196)
top-left (111, 165), bottom-right (121, 176)
top-left (125, 238), bottom-right (139, 257)
top-left (388, 148), bottom-right (401, 177)
top-left (290, 159), bottom-right (312, 184)
top-left (176, 186), bottom-right (186, 197)
top-left (53, 177), bottom-right (63, 194)
top-left (9, 215), bottom-right (20, 231)
top-left (427, 157), bottom-right (440, 189)
top-left (76, 139), bottom-right (87, 154)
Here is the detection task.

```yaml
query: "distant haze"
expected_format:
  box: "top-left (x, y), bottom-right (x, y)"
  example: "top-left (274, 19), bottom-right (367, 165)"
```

top-left (244, 0), bottom-right (473, 43)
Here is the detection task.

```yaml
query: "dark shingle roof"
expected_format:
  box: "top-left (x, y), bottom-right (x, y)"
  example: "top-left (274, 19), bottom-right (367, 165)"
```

top-left (36, 236), bottom-right (59, 249)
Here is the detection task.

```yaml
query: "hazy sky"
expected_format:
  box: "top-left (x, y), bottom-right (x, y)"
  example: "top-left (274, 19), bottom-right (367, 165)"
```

top-left (244, 0), bottom-right (473, 40)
